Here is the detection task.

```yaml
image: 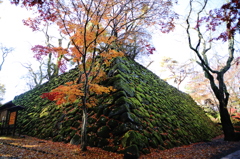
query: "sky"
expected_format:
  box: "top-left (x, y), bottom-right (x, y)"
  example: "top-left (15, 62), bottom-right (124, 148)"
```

top-left (0, 1), bottom-right (44, 103)
top-left (0, 0), bottom-right (229, 104)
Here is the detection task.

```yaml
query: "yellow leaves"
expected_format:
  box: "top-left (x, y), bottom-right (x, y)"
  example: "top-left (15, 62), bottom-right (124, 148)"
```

top-left (90, 84), bottom-right (115, 95)
top-left (140, 3), bottom-right (150, 17)
top-left (70, 21), bottom-right (109, 49)
top-left (85, 98), bottom-right (97, 108)
top-left (52, 47), bottom-right (69, 56)
top-left (100, 49), bottom-right (124, 66)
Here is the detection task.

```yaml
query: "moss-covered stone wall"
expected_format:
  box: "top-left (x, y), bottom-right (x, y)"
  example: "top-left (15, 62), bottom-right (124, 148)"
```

top-left (13, 57), bottom-right (220, 156)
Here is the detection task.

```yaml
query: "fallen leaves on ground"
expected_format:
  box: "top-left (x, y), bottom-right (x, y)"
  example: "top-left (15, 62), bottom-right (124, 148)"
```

top-left (1, 134), bottom-right (240, 158)
top-left (141, 135), bottom-right (240, 159)
top-left (0, 136), bottom-right (123, 158)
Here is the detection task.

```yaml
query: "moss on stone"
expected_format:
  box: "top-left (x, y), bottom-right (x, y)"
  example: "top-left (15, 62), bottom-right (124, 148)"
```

top-left (121, 130), bottom-right (148, 151)
top-left (135, 93), bottom-right (143, 103)
top-left (114, 96), bottom-right (132, 106)
top-left (109, 104), bottom-right (130, 117)
top-left (40, 107), bottom-right (49, 118)
top-left (112, 91), bottom-right (127, 99)
top-left (129, 97), bottom-right (142, 108)
top-left (113, 80), bottom-right (135, 97)
top-left (12, 56), bottom-right (221, 156)
top-left (120, 112), bottom-right (140, 124)
top-left (135, 86), bottom-right (144, 93)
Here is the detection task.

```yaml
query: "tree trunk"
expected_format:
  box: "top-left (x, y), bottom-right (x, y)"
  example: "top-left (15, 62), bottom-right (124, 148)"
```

top-left (219, 101), bottom-right (236, 141)
top-left (215, 74), bottom-right (236, 141)
top-left (206, 72), bottom-right (236, 141)
top-left (80, 107), bottom-right (88, 151)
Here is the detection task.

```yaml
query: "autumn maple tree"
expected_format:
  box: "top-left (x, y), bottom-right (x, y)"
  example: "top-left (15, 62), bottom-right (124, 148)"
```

top-left (12, 0), bottom-right (178, 151)
top-left (186, 0), bottom-right (240, 141)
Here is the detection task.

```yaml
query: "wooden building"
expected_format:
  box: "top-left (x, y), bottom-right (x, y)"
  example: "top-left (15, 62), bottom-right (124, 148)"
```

top-left (0, 101), bottom-right (24, 136)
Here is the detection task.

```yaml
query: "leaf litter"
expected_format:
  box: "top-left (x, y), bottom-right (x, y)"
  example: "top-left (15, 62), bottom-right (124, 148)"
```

top-left (0, 134), bottom-right (240, 158)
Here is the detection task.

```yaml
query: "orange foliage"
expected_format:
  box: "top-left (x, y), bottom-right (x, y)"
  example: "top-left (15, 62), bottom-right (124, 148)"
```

top-left (42, 61), bottom-right (117, 107)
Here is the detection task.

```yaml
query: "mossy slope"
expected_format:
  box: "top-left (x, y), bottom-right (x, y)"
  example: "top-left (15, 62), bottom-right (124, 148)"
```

top-left (13, 57), bottom-right (220, 155)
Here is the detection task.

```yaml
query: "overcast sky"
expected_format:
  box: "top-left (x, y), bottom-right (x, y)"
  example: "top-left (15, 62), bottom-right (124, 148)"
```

top-left (0, 1), bottom-right (44, 103)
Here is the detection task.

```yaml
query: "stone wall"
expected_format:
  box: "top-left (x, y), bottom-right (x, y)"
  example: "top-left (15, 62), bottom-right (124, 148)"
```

top-left (13, 57), bottom-right (221, 156)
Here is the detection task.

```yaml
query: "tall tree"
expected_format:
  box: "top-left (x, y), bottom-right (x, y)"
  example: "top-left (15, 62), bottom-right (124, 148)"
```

top-left (186, 0), bottom-right (240, 141)
top-left (13, 0), bottom-right (178, 151)
top-left (187, 56), bottom-right (240, 112)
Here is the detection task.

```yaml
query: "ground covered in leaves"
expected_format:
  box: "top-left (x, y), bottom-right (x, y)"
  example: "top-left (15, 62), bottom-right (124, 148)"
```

top-left (0, 134), bottom-right (240, 159)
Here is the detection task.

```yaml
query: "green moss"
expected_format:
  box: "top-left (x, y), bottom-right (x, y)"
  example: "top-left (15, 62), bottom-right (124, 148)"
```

top-left (53, 135), bottom-right (62, 142)
top-left (149, 139), bottom-right (158, 148)
top-left (109, 104), bottom-right (130, 117)
top-left (121, 130), bottom-right (148, 149)
top-left (103, 107), bottom-right (111, 116)
top-left (135, 93), bottom-right (143, 103)
top-left (129, 97), bottom-right (142, 108)
top-left (11, 56), bottom-right (221, 155)
top-left (40, 107), bottom-right (49, 118)
top-left (67, 107), bottom-right (79, 116)
top-left (112, 91), bottom-right (127, 99)
top-left (72, 121), bottom-right (80, 128)
top-left (135, 86), bottom-right (144, 93)
top-left (114, 96), bottom-right (132, 106)
top-left (120, 112), bottom-right (140, 124)
top-left (112, 62), bottom-right (131, 74)
top-left (113, 80), bottom-right (135, 97)
top-left (138, 107), bottom-right (150, 118)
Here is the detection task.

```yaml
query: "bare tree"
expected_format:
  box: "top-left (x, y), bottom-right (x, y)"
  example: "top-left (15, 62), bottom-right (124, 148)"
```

top-left (186, 0), bottom-right (239, 141)
top-left (159, 57), bottom-right (195, 89)
top-left (21, 22), bottom-right (72, 89)
top-left (21, 61), bottom-right (46, 89)
top-left (0, 43), bottom-right (13, 71)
